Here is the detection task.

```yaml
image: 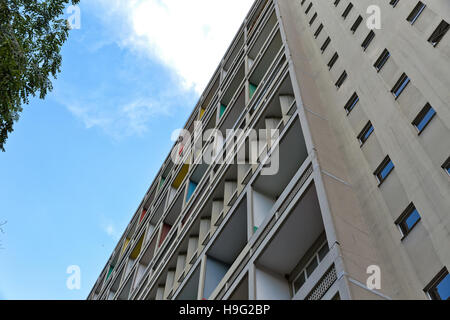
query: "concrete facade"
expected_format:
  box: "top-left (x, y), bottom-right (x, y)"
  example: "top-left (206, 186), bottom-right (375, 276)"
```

top-left (88, 0), bottom-right (450, 300)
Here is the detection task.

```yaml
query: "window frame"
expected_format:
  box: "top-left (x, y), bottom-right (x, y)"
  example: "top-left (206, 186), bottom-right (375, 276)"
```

top-left (395, 203), bottom-right (421, 239)
top-left (374, 156), bottom-right (395, 185)
top-left (361, 30), bottom-right (375, 51)
top-left (335, 71), bottom-right (347, 88)
top-left (391, 73), bottom-right (410, 99)
top-left (406, 2), bottom-right (426, 25)
top-left (314, 23), bottom-right (324, 38)
top-left (291, 240), bottom-right (329, 296)
top-left (309, 12), bottom-right (318, 26)
top-left (424, 267), bottom-right (450, 300)
top-left (344, 92), bottom-right (359, 114)
top-left (342, 3), bottom-right (353, 19)
top-left (442, 157), bottom-right (450, 177)
top-left (321, 37), bottom-right (331, 53)
top-left (357, 121), bottom-right (374, 146)
top-left (327, 52), bottom-right (339, 70)
top-left (373, 49), bottom-right (391, 72)
top-left (412, 103), bottom-right (436, 135)
top-left (351, 15), bottom-right (363, 33)
top-left (389, 0), bottom-right (400, 8)
top-left (305, 2), bottom-right (313, 14)
top-left (428, 20), bottom-right (450, 47)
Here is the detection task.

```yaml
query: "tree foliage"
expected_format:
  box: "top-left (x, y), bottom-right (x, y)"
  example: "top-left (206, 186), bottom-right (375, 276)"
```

top-left (0, 0), bottom-right (79, 151)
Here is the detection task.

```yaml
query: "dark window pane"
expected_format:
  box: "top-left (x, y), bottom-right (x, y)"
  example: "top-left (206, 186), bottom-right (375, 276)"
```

top-left (293, 272), bottom-right (306, 293)
top-left (306, 257), bottom-right (319, 277)
top-left (318, 244), bottom-right (329, 261)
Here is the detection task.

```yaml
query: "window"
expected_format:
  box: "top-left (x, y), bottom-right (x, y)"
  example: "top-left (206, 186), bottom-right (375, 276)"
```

top-left (395, 203), bottom-right (421, 238)
top-left (334, 0), bottom-right (340, 7)
top-left (391, 73), bottom-right (410, 99)
top-left (335, 71), bottom-right (347, 88)
top-left (428, 20), bottom-right (450, 47)
top-left (327, 52), bottom-right (339, 69)
top-left (314, 24), bottom-right (323, 38)
top-left (292, 240), bottom-right (329, 295)
top-left (389, 0), bottom-right (400, 7)
top-left (361, 30), bottom-right (375, 50)
top-left (321, 37), bottom-right (331, 53)
top-left (342, 3), bottom-right (353, 19)
top-left (301, 0), bottom-right (306, 5)
top-left (358, 121), bottom-right (374, 145)
top-left (309, 12), bottom-right (318, 25)
top-left (374, 156), bottom-right (394, 185)
top-left (374, 49), bottom-right (390, 72)
top-left (305, 3), bottom-right (313, 14)
top-left (442, 157), bottom-right (450, 176)
top-left (424, 268), bottom-right (450, 300)
top-left (406, 2), bottom-right (426, 25)
top-left (351, 15), bottom-right (363, 33)
top-left (344, 92), bottom-right (359, 114)
top-left (412, 103), bottom-right (436, 134)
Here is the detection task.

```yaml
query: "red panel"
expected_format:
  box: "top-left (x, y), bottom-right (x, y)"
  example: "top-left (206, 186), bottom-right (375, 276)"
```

top-left (158, 223), bottom-right (172, 247)
top-left (139, 209), bottom-right (147, 223)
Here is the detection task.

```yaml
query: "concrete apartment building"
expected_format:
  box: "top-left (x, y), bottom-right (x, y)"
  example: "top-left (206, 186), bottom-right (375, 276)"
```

top-left (88, 0), bottom-right (450, 300)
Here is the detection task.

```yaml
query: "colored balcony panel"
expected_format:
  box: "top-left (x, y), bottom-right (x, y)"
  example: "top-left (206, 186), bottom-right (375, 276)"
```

top-left (249, 82), bottom-right (258, 100)
top-left (186, 180), bottom-right (198, 203)
top-left (130, 234), bottom-right (145, 260)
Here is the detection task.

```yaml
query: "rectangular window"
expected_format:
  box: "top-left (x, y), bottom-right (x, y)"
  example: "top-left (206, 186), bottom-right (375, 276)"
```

top-left (327, 52), bottom-right (339, 69)
top-left (351, 15), bottom-right (363, 33)
top-left (309, 12), bottom-right (318, 25)
top-left (358, 121), bottom-right (374, 145)
top-left (301, 0), bottom-right (306, 5)
top-left (406, 2), bottom-right (426, 25)
top-left (390, 0), bottom-right (400, 7)
top-left (321, 37), bottom-right (331, 53)
top-left (314, 24), bottom-right (323, 38)
top-left (374, 49), bottom-right (390, 72)
top-left (305, 3), bottom-right (313, 14)
top-left (335, 71), bottom-right (347, 88)
top-left (428, 20), bottom-right (450, 47)
top-left (342, 3), bottom-right (353, 19)
top-left (442, 157), bottom-right (450, 176)
top-left (391, 73), bottom-right (410, 99)
top-left (292, 240), bottom-right (329, 295)
top-left (412, 103), bottom-right (436, 134)
top-left (424, 268), bottom-right (450, 300)
top-left (334, 0), bottom-right (340, 7)
top-left (395, 203), bottom-right (421, 238)
top-left (374, 156), bottom-right (394, 185)
top-left (344, 92), bottom-right (359, 114)
top-left (361, 30), bottom-right (375, 50)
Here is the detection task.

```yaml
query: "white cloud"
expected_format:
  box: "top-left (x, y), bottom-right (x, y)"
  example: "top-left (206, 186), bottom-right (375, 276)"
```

top-left (103, 223), bottom-right (120, 240)
top-left (94, 0), bottom-right (254, 93)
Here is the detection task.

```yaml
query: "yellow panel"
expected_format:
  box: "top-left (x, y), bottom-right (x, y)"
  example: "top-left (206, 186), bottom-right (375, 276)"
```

top-left (130, 234), bottom-right (144, 260)
top-left (172, 164), bottom-right (189, 189)
top-left (121, 238), bottom-right (130, 255)
top-left (199, 108), bottom-right (205, 119)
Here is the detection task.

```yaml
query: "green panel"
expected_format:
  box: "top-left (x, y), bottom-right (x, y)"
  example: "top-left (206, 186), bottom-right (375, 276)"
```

top-left (106, 265), bottom-right (114, 280)
top-left (253, 226), bottom-right (259, 233)
top-left (219, 104), bottom-right (227, 118)
top-left (249, 82), bottom-right (257, 99)
top-left (159, 176), bottom-right (166, 190)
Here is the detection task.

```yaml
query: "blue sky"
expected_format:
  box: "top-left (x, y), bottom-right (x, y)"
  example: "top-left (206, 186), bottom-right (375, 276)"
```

top-left (0, 0), bottom-right (253, 299)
